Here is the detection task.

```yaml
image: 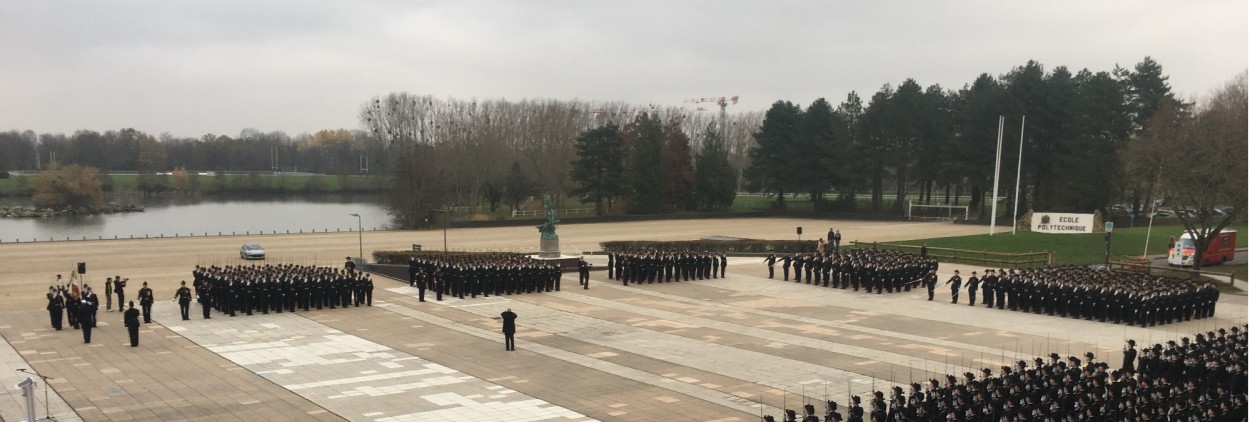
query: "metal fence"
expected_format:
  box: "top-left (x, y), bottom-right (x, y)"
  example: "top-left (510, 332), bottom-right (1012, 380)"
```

top-left (1108, 259), bottom-right (1241, 285)
top-left (0, 226), bottom-right (386, 244)
top-left (510, 208), bottom-right (594, 218)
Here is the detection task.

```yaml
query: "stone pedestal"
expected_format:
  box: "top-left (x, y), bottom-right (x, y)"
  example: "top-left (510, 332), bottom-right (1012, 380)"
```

top-left (538, 237), bottom-right (561, 258)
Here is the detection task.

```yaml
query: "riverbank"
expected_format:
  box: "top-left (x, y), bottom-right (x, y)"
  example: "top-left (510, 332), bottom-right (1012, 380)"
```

top-left (0, 173), bottom-right (388, 196)
top-left (0, 203), bottom-right (143, 218)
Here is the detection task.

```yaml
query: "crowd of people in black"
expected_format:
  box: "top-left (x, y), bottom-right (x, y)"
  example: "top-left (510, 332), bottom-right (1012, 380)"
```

top-left (930, 265), bottom-right (1220, 327)
top-left (45, 274), bottom-right (155, 344)
top-left (605, 250), bottom-right (728, 285)
top-left (763, 249), bottom-right (939, 294)
top-left (190, 261), bottom-right (375, 318)
top-left (405, 253), bottom-right (563, 302)
top-left (765, 326), bottom-right (1248, 421)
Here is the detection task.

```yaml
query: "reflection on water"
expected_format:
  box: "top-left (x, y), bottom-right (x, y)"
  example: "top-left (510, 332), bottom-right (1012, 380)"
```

top-left (0, 194), bottom-right (392, 242)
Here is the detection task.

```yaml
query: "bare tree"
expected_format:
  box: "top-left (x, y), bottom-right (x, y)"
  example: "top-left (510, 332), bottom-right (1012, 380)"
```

top-left (1152, 72), bottom-right (1247, 270)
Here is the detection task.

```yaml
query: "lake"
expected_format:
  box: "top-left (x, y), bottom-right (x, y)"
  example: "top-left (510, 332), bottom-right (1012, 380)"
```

top-left (0, 194), bottom-right (392, 243)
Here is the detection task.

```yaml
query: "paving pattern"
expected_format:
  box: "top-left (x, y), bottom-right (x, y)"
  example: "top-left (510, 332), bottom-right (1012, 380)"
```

top-left (160, 306), bottom-right (595, 422)
top-left (0, 219), bottom-right (1244, 421)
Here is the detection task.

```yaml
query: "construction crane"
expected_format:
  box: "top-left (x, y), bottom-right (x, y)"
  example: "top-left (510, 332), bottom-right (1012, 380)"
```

top-left (682, 95), bottom-right (739, 139)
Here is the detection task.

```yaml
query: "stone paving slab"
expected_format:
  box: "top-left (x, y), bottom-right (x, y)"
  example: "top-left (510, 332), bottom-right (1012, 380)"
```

top-left (0, 323), bottom-right (81, 422)
top-left (0, 308), bottom-right (345, 422)
top-left (154, 303), bottom-right (595, 422)
top-left (1, 253), bottom-right (1243, 421)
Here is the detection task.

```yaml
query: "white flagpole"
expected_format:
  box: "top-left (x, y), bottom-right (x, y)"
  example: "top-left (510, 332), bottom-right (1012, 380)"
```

top-left (1012, 115), bottom-right (1025, 235)
top-left (990, 116), bottom-right (1005, 236)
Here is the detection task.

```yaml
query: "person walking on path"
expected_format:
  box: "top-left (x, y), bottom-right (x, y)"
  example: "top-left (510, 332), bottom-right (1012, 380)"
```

top-left (173, 281), bottom-right (193, 320)
top-left (500, 308), bottom-right (517, 351)
top-left (124, 301), bottom-right (141, 347)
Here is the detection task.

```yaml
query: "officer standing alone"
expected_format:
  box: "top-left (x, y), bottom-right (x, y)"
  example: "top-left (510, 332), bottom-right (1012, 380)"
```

top-left (138, 281), bottom-right (154, 323)
top-left (174, 281), bottom-right (192, 320)
top-left (124, 301), bottom-right (141, 347)
top-left (500, 308), bottom-right (517, 351)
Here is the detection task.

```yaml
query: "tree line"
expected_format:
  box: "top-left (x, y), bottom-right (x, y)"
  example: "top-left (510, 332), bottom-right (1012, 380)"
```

top-left (0, 127), bottom-right (385, 176)
top-left (1, 57), bottom-right (1242, 241)
top-left (747, 57), bottom-right (1186, 218)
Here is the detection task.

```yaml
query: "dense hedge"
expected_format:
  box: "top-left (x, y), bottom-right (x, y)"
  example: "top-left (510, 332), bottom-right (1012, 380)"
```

top-left (372, 250), bottom-right (524, 265)
top-left (599, 239), bottom-right (817, 254)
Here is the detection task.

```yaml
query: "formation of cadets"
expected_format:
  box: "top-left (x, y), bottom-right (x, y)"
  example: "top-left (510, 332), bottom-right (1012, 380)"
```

top-left (931, 265), bottom-right (1220, 326)
top-left (765, 326), bottom-right (1247, 422)
top-left (606, 249), bottom-right (728, 285)
top-left (764, 249), bottom-right (938, 294)
top-left (190, 263), bottom-right (374, 318)
top-left (406, 253), bottom-right (562, 301)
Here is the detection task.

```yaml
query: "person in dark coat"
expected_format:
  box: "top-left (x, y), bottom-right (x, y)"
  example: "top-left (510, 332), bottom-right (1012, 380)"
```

top-left (173, 280), bottom-right (193, 320)
top-left (124, 301), bottom-right (141, 347)
top-left (945, 270), bottom-right (962, 304)
top-left (47, 287), bottom-right (64, 330)
top-left (500, 308), bottom-right (517, 351)
top-left (138, 281), bottom-right (154, 323)
top-left (1122, 339), bottom-right (1137, 374)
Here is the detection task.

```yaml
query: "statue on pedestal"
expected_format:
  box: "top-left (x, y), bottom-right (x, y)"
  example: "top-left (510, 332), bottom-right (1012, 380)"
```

top-left (536, 193), bottom-right (561, 257)
top-left (536, 193), bottom-right (559, 239)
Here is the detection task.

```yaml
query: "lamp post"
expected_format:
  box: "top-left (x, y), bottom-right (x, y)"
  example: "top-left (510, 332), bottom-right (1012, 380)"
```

top-left (432, 209), bottom-right (449, 256)
top-left (349, 213), bottom-right (362, 262)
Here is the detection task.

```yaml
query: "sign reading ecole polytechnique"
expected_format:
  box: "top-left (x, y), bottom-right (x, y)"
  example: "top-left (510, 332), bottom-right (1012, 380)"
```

top-left (1032, 212), bottom-right (1095, 234)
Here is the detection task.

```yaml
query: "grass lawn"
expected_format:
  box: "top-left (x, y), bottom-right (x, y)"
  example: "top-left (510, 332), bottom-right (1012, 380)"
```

top-left (905, 224), bottom-right (1248, 266)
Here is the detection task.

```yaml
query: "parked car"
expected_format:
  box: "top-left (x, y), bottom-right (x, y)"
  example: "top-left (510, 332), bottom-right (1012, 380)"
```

top-left (240, 243), bottom-right (266, 260)
top-left (1154, 210), bottom-right (1177, 219)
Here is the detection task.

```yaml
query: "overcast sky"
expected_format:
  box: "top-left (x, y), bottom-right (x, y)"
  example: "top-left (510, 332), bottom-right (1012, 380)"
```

top-left (1, 1), bottom-right (1245, 138)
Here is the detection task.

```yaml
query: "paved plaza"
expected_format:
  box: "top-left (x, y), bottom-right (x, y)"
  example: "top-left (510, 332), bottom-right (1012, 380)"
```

top-left (0, 219), bottom-right (1245, 421)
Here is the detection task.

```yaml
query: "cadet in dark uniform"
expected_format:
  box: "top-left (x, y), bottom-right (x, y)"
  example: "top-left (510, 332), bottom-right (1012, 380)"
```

top-left (78, 297), bottom-right (95, 343)
top-left (124, 301), bottom-right (141, 347)
top-left (578, 258), bottom-right (590, 289)
top-left (765, 254), bottom-right (776, 279)
top-left (1122, 339), bottom-right (1137, 374)
top-left (138, 281), bottom-right (154, 323)
top-left (945, 270), bottom-right (962, 304)
top-left (925, 270), bottom-right (937, 301)
top-left (114, 277), bottom-right (127, 312)
top-left (500, 308), bottom-right (517, 351)
top-left (416, 270), bottom-right (427, 302)
top-left (174, 281), bottom-right (192, 320)
top-left (47, 287), bottom-right (64, 330)
top-left (966, 271), bottom-right (979, 306)
top-left (198, 284), bottom-right (213, 319)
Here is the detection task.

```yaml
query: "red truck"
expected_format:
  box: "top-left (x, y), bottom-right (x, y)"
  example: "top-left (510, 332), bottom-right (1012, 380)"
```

top-left (1168, 230), bottom-right (1237, 267)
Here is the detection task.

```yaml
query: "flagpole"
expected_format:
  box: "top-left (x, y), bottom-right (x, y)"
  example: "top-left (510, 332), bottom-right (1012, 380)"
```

top-left (1012, 115), bottom-right (1025, 235)
top-left (990, 115), bottom-right (1005, 235)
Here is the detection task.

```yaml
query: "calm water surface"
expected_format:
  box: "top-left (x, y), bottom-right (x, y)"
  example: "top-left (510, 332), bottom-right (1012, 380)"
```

top-left (0, 195), bottom-right (391, 242)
